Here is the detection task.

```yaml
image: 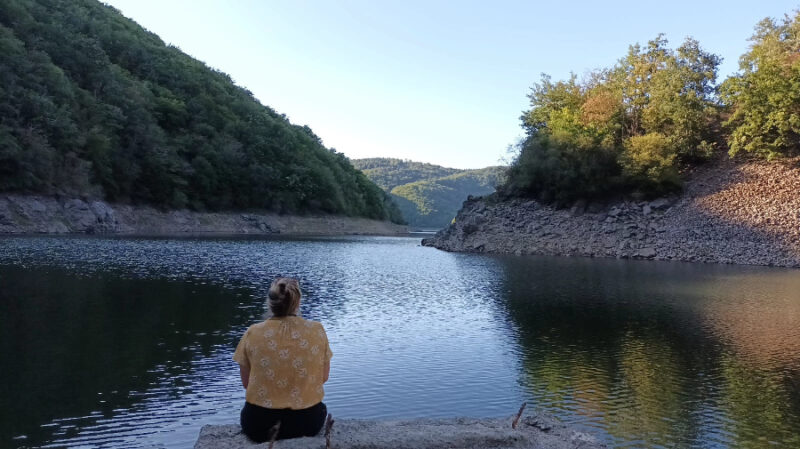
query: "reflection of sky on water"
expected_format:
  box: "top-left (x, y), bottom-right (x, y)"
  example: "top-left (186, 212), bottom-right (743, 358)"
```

top-left (1, 235), bottom-right (799, 448)
top-left (0, 236), bottom-right (524, 448)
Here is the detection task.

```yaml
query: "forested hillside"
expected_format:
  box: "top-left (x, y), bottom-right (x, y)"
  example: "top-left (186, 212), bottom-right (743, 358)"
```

top-left (351, 158), bottom-right (462, 191)
top-left (0, 0), bottom-right (403, 222)
top-left (352, 158), bottom-right (504, 228)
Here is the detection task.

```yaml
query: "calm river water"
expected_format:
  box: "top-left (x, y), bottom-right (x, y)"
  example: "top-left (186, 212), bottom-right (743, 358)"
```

top-left (0, 235), bottom-right (799, 448)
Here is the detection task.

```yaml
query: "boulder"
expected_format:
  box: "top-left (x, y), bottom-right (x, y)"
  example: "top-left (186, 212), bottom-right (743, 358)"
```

top-left (63, 199), bottom-right (96, 232)
top-left (7, 196), bottom-right (47, 220)
top-left (649, 198), bottom-right (672, 210)
top-left (636, 247), bottom-right (657, 259)
top-left (26, 197), bottom-right (48, 214)
top-left (44, 221), bottom-right (70, 233)
top-left (90, 201), bottom-right (119, 232)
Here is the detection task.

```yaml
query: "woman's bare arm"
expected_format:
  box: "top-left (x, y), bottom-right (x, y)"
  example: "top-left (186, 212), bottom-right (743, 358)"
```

top-left (239, 364), bottom-right (250, 389)
top-left (323, 359), bottom-right (330, 383)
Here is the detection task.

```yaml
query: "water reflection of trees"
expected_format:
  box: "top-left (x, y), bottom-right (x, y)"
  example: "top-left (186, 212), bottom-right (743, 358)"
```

top-left (719, 354), bottom-right (800, 448)
top-left (495, 256), bottom-right (800, 448)
top-left (0, 265), bottom-right (245, 447)
top-left (701, 272), bottom-right (800, 449)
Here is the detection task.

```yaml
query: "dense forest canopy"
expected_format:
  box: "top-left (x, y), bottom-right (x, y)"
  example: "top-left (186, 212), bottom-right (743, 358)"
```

top-left (0, 0), bottom-right (403, 223)
top-left (351, 158), bottom-right (462, 191)
top-left (391, 168), bottom-right (504, 228)
top-left (504, 10), bottom-right (800, 205)
top-left (503, 35), bottom-right (721, 204)
top-left (353, 158), bottom-right (504, 228)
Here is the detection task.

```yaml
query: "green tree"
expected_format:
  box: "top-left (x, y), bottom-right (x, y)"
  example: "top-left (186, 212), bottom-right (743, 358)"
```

top-left (505, 35), bottom-right (720, 202)
top-left (621, 133), bottom-right (680, 190)
top-left (721, 12), bottom-right (800, 159)
top-left (626, 36), bottom-right (720, 160)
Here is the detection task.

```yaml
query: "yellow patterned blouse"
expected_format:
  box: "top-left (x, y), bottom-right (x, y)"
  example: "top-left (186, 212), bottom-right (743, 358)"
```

top-left (233, 316), bottom-right (332, 410)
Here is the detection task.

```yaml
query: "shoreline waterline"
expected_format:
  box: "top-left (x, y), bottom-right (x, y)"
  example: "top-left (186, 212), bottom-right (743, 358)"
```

top-left (0, 194), bottom-right (408, 236)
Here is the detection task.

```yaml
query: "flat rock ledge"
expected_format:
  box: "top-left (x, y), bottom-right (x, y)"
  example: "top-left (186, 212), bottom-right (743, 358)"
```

top-left (194, 415), bottom-right (604, 449)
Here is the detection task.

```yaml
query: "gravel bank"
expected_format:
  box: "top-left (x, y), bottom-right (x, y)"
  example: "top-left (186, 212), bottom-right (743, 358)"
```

top-left (423, 157), bottom-right (800, 267)
top-left (194, 415), bottom-right (604, 449)
top-left (0, 195), bottom-right (407, 236)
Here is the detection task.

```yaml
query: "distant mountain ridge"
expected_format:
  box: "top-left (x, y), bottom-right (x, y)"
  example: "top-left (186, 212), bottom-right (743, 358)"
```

top-left (352, 158), bottom-right (505, 228)
top-left (351, 158), bottom-right (463, 191)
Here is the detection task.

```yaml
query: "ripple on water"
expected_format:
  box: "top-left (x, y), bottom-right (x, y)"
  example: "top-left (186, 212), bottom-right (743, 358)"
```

top-left (1, 235), bottom-right (800, 448)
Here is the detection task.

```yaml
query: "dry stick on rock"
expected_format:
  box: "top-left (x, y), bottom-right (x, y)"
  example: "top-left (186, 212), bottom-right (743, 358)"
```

top-left (268, 421), bottom-right (281, 449)
top-left (511, 402), bottom-right (527, 429)
top-left (324, 414), bottom-right (335, 449)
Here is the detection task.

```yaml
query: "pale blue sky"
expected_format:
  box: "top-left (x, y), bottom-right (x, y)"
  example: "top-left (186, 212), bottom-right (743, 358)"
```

top-left (105, 1), bottom-right (798, 169)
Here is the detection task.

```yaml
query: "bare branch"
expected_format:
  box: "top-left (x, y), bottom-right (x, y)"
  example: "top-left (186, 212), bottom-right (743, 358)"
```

top-left (324, 413), bottom-right (335, 449)
top-left (511, 402), bottom-right (527, 429)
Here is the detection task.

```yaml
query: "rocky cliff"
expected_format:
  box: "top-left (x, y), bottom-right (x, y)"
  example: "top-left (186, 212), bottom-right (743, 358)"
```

top-left (0, 195), bottom-right (407, 236)
top-left (423, 157), bottom-right (800, 268)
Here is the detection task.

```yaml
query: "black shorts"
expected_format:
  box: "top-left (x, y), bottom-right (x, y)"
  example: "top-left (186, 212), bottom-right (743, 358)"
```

top-left (240, 401), bottom-right (327, 442)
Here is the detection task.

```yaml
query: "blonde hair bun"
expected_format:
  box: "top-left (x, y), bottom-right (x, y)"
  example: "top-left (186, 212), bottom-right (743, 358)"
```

top-left (268, 277), bottom-right (301, 317)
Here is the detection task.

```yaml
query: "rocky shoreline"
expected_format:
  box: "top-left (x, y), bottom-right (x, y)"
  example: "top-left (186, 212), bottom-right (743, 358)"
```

top-left (423, 157), bottom-right (800, 268)
top-left (194, 415), bottom-right (604, 449)
top-left (0, 195), bottom-right (407, 236)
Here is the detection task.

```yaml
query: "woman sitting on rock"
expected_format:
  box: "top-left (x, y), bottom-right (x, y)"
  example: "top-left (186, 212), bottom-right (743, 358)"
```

top-left (233, 277), bottom-right (332, 442)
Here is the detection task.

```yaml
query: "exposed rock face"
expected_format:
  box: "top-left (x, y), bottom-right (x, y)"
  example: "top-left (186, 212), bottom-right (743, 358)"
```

top-left (194, 415), bottom-right (604, 449)
top-left (0, 195), bottom-right (407, 236)
top-left (423, 157), bottom-right (800, 268)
